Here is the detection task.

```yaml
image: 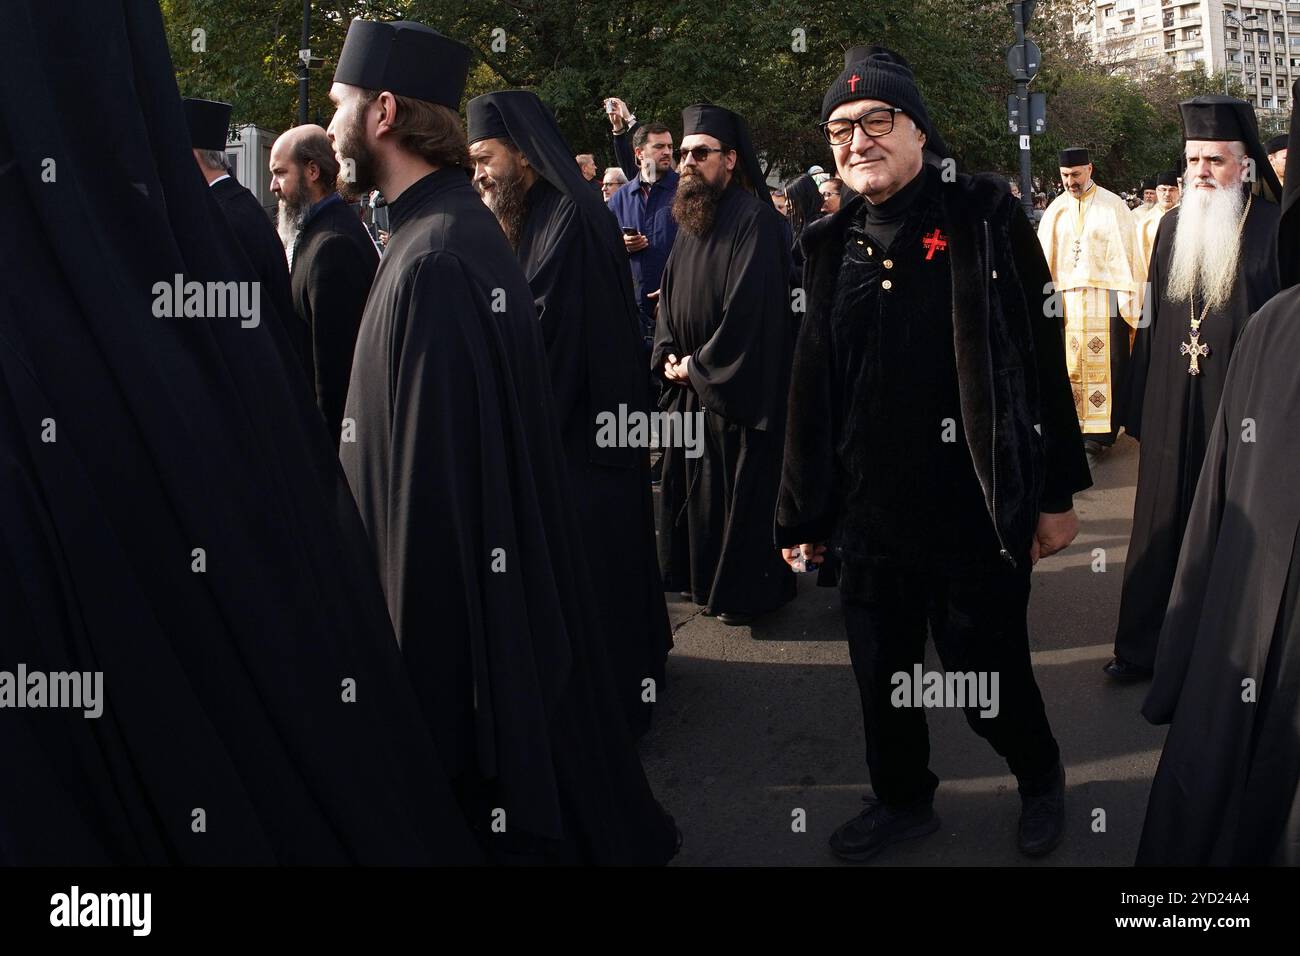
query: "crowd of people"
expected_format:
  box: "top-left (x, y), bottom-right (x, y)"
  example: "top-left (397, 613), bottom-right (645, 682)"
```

top-left (3, 4), bottom-right (1298, 868)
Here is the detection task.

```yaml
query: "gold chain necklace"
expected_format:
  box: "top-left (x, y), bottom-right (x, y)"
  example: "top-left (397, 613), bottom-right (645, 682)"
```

top-left (1182, 191), bottom-right (1253, 376)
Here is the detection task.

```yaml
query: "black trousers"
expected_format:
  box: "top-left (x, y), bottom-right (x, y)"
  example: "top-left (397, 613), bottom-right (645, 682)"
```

top-left (840, 559), bottom-right (1060, 808)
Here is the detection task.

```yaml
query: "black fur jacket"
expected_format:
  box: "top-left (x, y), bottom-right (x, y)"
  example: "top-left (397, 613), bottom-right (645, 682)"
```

top-left (775, 167), bottom-right (1092, 566)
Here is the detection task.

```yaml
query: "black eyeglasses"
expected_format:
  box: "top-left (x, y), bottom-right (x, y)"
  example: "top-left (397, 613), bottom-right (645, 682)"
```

top-left (819, 107), bottom-right (905, 146)
top-left (679, 145), bottom-right (727, 163)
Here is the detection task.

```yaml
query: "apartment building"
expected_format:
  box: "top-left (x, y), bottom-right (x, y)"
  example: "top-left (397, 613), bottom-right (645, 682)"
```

top-left (1077, 0), bottom-right (1300, 113)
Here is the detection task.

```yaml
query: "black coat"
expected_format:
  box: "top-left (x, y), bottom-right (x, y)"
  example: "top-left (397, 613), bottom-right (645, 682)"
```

top-left (340, 168), bottom-right (676, 863)
top-left (209, 176), bottom-right (308, 368)
top-left (0, 0), bottom-right (480, 864)
top-left (289, 197), bottom-right (378, 444)
top-left (778, 170), bottom-right (1091, 564)
top-left (1139, 290), bottom-right (1300, 864)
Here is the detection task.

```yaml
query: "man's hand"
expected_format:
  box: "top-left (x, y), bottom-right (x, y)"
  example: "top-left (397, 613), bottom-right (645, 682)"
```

top-left (623, 232), bottom-right (649, 253)
top-left (605, 96), bottom-right (633, 133)
top-left (663, 353), bottom-right (692, 384)
top-left (782, 543), bottom-right (827, 570)
top-left (1029, 509), bottom-right (1079, 565)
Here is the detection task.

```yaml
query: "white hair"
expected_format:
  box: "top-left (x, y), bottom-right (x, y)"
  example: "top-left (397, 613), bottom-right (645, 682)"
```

top-left (1166, 158), bottom-right (1247, 313)
top-left (195, 148), bottom-right (231, 173)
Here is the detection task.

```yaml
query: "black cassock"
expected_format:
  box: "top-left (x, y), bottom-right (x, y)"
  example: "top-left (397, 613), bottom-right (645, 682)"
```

top-left (1115, 195), bottom-right (1279, 670)
top-left (340, 168), bottom-right (676, 863)
top-left (1138, 291), bottom-right (1300, 864)
top-left (288, 196), bottom-right (378, 444)
top-left (651, 181), bottom-right (796, 616)
top-left (515, 178), bottom-right (671, 737)
top-left (0, 0), bottom-right (480, 864)
top-left (209, 175), bottom-right (310, 370)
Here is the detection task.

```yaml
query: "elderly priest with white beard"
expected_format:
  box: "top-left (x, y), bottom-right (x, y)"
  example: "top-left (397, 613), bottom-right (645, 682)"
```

top-left (1108, 95), bottom-right (1282, 683)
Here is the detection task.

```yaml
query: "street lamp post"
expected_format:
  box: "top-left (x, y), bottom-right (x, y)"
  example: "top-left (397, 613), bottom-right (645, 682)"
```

top-left (1224, 11), bottom-right (1259, 101)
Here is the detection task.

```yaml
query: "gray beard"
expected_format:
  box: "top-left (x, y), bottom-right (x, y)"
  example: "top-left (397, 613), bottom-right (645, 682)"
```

top-left (1166, 181), bottom-right (1246, 313)
top-left (277, 200), bottom-right (308, 249)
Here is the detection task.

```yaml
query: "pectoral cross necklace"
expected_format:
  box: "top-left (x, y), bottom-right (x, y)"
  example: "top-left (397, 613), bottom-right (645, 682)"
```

top-left (1181, 192), bottom-right (1253, 376)
top-left (1071, 185), bottom-right (1094, 268)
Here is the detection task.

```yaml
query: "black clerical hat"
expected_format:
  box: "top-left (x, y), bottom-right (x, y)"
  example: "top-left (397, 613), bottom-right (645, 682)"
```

top-left (681, 103), bottom-right (769, 204)
top-left (1058, 147), bottom-right (1090, 167)
top-left (182, 97), bottom-right (231, 151)
top-left (1140, 178), bottom-right (1156, 192)
top-left (333, 20), bottom-right (471, 108)
top-left (1179, 95), bottom-right (1280, 202)
top-left (1156, 170), bottom-right (1179, 187)
top-left (1266, 133), bottom-right (1289, 154)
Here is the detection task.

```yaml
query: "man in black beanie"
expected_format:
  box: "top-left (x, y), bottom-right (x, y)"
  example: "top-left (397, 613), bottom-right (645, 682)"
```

top-left (777, 48), bottom-right (1090, 862)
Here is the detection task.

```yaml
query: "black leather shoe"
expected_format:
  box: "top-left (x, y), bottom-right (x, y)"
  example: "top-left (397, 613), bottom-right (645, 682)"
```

top-left (717, 612), bottom-right (754, 627)
top-left (1102, 657), bottom-right (1153, 682)
top-left (828, 799), bottom-right (940, 863)
top-left (1017, 763), bottom-right (1065, 858)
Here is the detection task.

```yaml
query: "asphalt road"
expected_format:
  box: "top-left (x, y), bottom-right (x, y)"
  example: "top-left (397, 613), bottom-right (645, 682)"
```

top-left (641, 434), bottom-right (1167, 866)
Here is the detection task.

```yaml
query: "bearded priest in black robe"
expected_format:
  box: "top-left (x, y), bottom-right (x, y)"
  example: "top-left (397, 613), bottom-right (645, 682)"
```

top-left (465, 90), bottom-right (671, 738)
top-left (650, 104), bottom-right (797, 626)
top-left (1137, 110), bottom-right (1300, 857)
top-left (329, 20), bottom-right (676, 863)
top-left (1108, 96), bottom-right (1281, 682)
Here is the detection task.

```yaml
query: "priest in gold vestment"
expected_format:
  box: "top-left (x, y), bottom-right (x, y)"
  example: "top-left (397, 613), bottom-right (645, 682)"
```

top-left (1038, 148), bottom-right (1141, 457)
top-left (1137, 171), bottom-right (1180, 273)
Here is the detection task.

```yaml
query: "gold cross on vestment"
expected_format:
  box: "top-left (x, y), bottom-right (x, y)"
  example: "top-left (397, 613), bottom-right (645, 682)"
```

top-left (1180, 328), bottom-right (1210, 375)
top-left (1072, 238), bottom-right (1082, 267)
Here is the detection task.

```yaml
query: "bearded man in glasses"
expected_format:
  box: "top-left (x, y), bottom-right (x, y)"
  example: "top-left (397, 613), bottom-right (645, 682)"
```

top-left (650, 103), bottom-right (798, 626)
top-left (776, 48), bottom-right (1091, 862)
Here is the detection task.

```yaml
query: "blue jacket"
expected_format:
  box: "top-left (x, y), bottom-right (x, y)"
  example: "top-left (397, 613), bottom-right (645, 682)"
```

top-left (607, 168), bottom-right (679, 312)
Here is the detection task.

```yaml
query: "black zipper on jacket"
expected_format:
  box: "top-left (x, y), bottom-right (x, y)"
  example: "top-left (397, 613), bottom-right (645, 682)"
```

top-left (983, 218), bottom-right (1016, 568)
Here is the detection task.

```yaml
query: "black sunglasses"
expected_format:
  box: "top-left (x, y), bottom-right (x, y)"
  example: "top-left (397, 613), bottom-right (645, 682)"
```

top-left (819, 107), bottom-right (906, 145)
top-left (679, 145), bottom-right (728, 163)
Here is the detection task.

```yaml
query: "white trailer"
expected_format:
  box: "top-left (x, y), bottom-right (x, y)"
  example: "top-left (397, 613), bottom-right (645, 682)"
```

top-left (224, 123), bottom-right (280, 221)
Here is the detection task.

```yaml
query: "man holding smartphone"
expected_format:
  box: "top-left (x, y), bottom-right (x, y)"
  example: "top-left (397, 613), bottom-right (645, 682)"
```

top-left (604, 97), bottom-right (679, 347)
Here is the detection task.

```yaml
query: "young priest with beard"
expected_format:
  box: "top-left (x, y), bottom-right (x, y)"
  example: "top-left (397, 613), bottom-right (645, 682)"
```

top-left (777, 49), bottom-right (1091, 862)
top-left (650, 104), bottom-right (797, 626)
top-left (1110, 96), bottom-right (1282, 683)
top-left (465, 89), bottom-right (671, 738)
top-left (325, 19), bottom-right (677, 864)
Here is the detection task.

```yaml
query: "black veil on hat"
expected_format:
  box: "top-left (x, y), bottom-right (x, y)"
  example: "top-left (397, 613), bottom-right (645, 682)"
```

top-left (181, 97), bottom-right (231, 151)
top-left (465, 89), bottom-right (645, 436)
top-left (681, 103), bottom-right (769, 204)
top-left (1277, 81), bottom-right (1300, 286)
top-left (466, 90), bottom-right (619, 257)
top-left (1179, 94), bottom-right (1281, 203)
top-left (333, 19), bottom-right (471, 107)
